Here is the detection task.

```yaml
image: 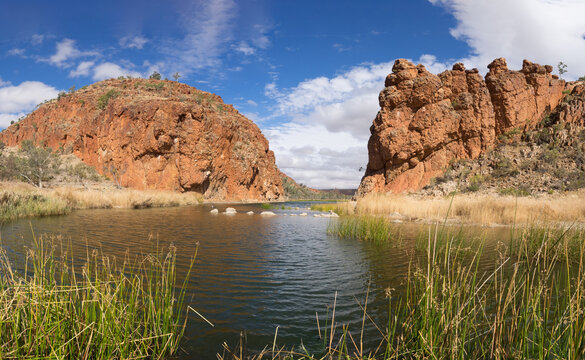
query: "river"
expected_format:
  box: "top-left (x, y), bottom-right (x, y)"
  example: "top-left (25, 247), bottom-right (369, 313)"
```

top-left (0, 202), bottom-right (509, 359)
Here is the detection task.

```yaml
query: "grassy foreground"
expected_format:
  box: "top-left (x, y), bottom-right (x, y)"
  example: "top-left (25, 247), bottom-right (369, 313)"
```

top-left (0, 235), bottom-right (196, 359)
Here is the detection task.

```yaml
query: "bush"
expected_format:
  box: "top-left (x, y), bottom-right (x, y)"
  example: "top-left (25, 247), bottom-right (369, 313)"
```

top-left (467, 174), bottom-right (485, 192)
top-left (0, 141), bottom-right (61, 188)
top-left (492, 157), bottom-right (519, 178)
top-left (97, 89), bottom-right (119, 110)
top-left (144, 82), bottom-right (164, 91)
top-left (67, 162), bottom-right (102, 182)
top-left (541, 149), bottom-right (561, 163)
top-left (149, 71), bottom-right (161, 80)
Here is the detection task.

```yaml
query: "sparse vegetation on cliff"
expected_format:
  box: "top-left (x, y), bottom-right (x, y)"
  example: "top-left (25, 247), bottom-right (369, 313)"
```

top-left (422, 88), bottom-right (585, 197)
top-left (97, 89), bottom-right (119, 109)
top-left (358, 58), bottom-right (579, 196)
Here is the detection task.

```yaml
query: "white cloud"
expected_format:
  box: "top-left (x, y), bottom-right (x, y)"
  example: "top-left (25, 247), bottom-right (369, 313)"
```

top-left (0, 81), bottom-right (59, 128)
top-left (92, 62), bottom-right (142, 81)
top-left (264, 55), bottom-right (449, 188)
top-left (246, 99), bottom-right (258, 106)
top-left (7, 48), bottom-right (26, 57)
top-left (430, 0), bottom-right (585, 78)
top-left (0, 77), bottom-right (10, 87)
top-left (31, 34), bottom-right (45, 45)
top-left (119, 35), bottom-right (149, 49)
top-left (0, 112), bottom-right (26, 129)
top-left (164, 0), bottom-right (237, 72)
top-left (251, 24), bottom-right (271, 49)
top-left (45, 39), bottom-right (98, 68)
top-left (69, 61), bottom-right (95, 78)
top-left (333, 43), bottom-right (351, 52)
top-left (234, 41), bottom-right (255, 55)
top-left (268, 62), bottom-right (393, 116)
top-left (265, 123), bottom-right (367, 189)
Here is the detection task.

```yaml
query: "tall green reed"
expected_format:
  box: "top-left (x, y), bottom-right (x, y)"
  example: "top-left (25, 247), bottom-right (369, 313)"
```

top-left (0, 233), bottom-right (196, 359)
top-left (253, 222), bottom-right (585, 360)
top-left (327, 216), bottom-right (395, 244)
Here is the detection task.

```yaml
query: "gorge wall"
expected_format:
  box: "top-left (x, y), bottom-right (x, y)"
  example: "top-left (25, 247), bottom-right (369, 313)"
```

top-left (0, 78), bottom-right (284, 201)
top-left (357, 58), bottom-right (580, 195)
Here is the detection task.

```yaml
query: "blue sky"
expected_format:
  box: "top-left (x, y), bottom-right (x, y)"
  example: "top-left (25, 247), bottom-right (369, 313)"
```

top-left (1, 0), bottom-right (585, 188)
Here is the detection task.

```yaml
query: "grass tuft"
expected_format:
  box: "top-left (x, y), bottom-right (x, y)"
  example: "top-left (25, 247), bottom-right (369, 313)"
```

top-left (0, 190), bottom-right (70, 221)
top-left (327, 215), bottom-right (395, 244)
top-left (0, 235), bottom-right (196, 359)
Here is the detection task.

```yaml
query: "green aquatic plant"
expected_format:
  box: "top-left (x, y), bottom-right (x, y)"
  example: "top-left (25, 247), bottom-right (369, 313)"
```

top-left (0, 234), bottom-right (196, 359)
top-left (327, 215), bottom-right (395, 244)
top-left (314, 223), bottom-right (585, 359)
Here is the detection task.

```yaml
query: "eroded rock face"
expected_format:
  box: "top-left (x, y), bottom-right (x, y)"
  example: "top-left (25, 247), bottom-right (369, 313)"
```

top-left (0, 79), bottom-right (284, 201)
top-left (358, 58), bottom-right (568, 195)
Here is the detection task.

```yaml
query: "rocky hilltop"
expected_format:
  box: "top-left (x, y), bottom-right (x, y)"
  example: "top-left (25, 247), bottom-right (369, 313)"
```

top-left (357, 58), bottom-right (585, 195)
top-left (0, 78), bottom-right (284, 201)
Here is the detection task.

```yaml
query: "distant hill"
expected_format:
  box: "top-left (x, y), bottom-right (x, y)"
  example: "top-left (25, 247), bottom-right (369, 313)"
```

top-left (280, 172), bottom-right (351, 200)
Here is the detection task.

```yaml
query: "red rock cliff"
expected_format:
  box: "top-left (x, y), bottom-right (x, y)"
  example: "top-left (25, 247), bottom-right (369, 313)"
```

top-left (0, 78), bottom-right (284, 201)
top-left (357, 58), bottom-right (568, 195)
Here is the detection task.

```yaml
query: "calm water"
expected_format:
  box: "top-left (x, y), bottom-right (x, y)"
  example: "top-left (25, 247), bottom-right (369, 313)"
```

top-left (0, 203), bottom-right (510, 359)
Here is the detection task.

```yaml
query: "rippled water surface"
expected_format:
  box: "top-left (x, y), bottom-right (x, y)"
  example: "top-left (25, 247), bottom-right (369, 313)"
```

top-left (0, 203), bottom-right (510, 359)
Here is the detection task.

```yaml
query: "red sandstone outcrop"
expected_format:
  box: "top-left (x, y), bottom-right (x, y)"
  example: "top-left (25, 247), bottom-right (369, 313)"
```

top-left (357, 58), bottom-right (571, 196)
top-left (0, 78), bottom-right (284, 201)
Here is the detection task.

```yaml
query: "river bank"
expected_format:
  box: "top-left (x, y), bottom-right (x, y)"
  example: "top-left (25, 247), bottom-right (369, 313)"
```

top-left (316, 191), bottom-right (585, 226)
top-left (0, 181), bottom-right (202, 222)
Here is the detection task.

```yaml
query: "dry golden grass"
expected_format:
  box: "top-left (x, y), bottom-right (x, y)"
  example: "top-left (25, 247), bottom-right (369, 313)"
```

top-left (347, 191), bottom-right (585, 225)
top-left (0, 181), bottom-right (202, 214)
top-left (49, 186), bottom-right (203, 209)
